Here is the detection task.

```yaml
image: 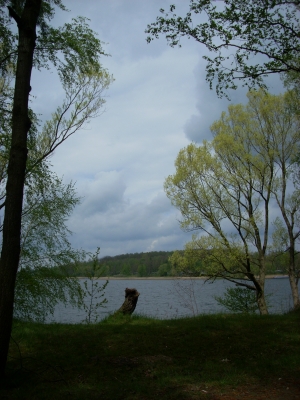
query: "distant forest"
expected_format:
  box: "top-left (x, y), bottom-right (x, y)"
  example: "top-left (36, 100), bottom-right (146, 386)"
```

top-left (62, 251), bottom-right (177, 277)
top-left (60, 250), bottom-right (290, 278)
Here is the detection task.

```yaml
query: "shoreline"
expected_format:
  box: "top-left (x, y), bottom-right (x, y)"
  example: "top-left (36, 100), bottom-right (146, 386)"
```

top-left (77, 275), bottom-right (289, 280)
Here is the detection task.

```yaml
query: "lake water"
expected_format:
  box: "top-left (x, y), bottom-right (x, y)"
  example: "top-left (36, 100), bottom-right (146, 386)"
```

top-left (46, 277), bottom-right (295, 324)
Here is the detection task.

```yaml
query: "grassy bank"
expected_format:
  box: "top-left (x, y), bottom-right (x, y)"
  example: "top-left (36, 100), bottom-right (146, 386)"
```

top-left (76, 275), bottom-right (288, 279)
top-left (2, 310), bottom-right (300, 399)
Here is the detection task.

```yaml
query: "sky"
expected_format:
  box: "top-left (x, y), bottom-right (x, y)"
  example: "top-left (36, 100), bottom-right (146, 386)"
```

top-left (30, 0), bottom-right (284, 257)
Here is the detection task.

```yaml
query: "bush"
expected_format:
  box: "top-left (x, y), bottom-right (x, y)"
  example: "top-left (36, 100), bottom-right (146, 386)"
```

top-left (214, 287), bottom-right (258, 314)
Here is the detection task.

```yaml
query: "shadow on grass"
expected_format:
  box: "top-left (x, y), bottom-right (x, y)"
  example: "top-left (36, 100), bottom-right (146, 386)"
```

top-left (1, 311), bottom-right (300, 399)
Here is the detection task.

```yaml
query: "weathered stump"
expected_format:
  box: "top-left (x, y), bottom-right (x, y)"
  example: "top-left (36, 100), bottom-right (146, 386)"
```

top-left (118, 288), bottom-right (140, 315)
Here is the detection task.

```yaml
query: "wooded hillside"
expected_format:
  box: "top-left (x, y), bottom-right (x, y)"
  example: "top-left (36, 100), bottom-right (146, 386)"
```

top-left (64, 251), bottom-right (177, 277)
top-left (59, 250), bottom-right (292, 278)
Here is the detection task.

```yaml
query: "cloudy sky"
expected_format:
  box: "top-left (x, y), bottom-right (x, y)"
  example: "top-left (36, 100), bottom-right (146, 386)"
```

top-left (31, 0), bottom-right (284, 257)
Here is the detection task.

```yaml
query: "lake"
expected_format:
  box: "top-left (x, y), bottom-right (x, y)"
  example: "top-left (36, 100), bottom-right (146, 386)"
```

top-left (46, 277), bottom-right (295, 323)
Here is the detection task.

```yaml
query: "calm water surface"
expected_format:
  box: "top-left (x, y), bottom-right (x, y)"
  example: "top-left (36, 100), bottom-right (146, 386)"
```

top-left (46, 277), bottom-right (294, 324)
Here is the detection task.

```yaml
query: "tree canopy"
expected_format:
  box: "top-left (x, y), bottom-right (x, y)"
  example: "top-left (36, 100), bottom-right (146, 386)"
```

top-left (146, 0), bottom-right (300, 97)
top-left (166, 90), bottom-right (300, 314)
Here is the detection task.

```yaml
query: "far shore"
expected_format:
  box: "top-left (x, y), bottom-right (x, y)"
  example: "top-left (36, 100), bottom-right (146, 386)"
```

top-left (77, 275), bottom-right (289, 280)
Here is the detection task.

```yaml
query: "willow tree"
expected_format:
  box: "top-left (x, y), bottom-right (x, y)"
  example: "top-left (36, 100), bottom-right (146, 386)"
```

top-left (166, 90), bottom-right (300, 314)
top-left (216, 90), bottom-right (300, 309)
top-left (0, 0), bottom-right (112, 377)
top-left (256, 90), bottom-right (300, 309)
top-left (15, 167), bottom-right (83, 322)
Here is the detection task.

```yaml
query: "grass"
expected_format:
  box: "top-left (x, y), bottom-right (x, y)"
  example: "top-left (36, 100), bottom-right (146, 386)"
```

top-left (1, 310), bottom-right (300, 399)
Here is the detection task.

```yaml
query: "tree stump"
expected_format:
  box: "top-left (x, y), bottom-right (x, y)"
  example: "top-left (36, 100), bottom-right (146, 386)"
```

top-left (118, 288), bottom-right (140, 315)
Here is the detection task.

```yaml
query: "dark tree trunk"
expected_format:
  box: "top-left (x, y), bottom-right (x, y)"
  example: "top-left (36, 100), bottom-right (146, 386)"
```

top-left (0, 0), bottom-right (42, 378)
top-left (118, 288), bottom-right (140, 315)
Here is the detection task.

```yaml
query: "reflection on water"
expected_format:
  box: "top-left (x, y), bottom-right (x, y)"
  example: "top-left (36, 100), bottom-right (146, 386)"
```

top-left (46, 277), bottom-right (294, 324)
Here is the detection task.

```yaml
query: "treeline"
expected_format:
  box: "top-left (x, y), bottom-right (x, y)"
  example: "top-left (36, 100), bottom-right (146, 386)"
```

top-left (59, 250), bottom-right (292, 278)
top-left (63, 251), bottom-right (176, 277)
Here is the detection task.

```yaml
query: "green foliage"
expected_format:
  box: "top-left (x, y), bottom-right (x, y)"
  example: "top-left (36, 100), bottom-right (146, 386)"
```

top-left (0, 3), bottom-right (113, 184)
top-left (99, 264), bottom-right (110, 277)
top-left (83, 248), bottom-right (108, 324)
top-left (165, 90), bottom-right (300, 314)
top-left (157, 262), bottom-right (173, 277)
top-left (14, 266), bottom-right (83, 322)
top-left (137, 264), bottom-right (147, 277)
top-left (68, 249), bottom-right (290, 278)
top-left (20, 167), bottom-right (82, 269)
top-left (214, 287), bottom-right (259, 314)
top-left (11, 164), bottom-right (86, 322)
top-left (121, 263), bottom-right (131, 277)
top-left (0, 1), bottom-right (114, 191)
top-left (74, 251), bottom-right (175, 277)
top-left (0, 1), bottom-right (108, 80)
top-left (146, 1), bottom-right (300, 98)
top-left (169, 249), bottom-right (204, 277)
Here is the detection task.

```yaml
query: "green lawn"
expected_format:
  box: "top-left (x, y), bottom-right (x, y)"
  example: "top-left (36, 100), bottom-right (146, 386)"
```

top-left (2, 310), bottom-right (300, 399)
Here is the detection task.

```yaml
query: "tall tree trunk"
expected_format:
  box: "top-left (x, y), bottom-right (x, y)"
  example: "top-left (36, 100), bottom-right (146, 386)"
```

top-left (0, 0), bottom-right (41, 378)
top-left (253, 276), bottom-right (268, 315)
top-left (256, 290), bottom-right (269, 315)
top-left (289, 274), bottom-right (300, 309)
top-left (258, 256), bottom-right (268, 315)
top-left (288, 249), bottom-right (300, 309)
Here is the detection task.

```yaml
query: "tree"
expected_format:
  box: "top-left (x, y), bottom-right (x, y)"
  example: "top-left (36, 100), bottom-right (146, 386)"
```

top-left (138, 264), bottom-right (147, 277)
top-left (121, 263), bottom-right (131, 277)
top-left (13, 165), bottom-right (85, 322)
top-left (0, 0), bottom-right (112, 377)
top-left (272, 212), bottom-right (300, 309)
top-left (0, 67), bottom-right (108, 320)
top-left (166, 90), bottom-right (300, 314)
top-left (14, 263), bottom-right (84, 322)
top-left (166, 140), bottom-right (271, 315)
top-left (157, 262), bottom-right (173, 277)
top-left (20, 169), bottom-right (80, 269)
top-left (0, 0), bottom-right (42, 378)
top-left (146, 0), bottom-right (300, 97)
top-left (249, 90), bottom-right (300, 309)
